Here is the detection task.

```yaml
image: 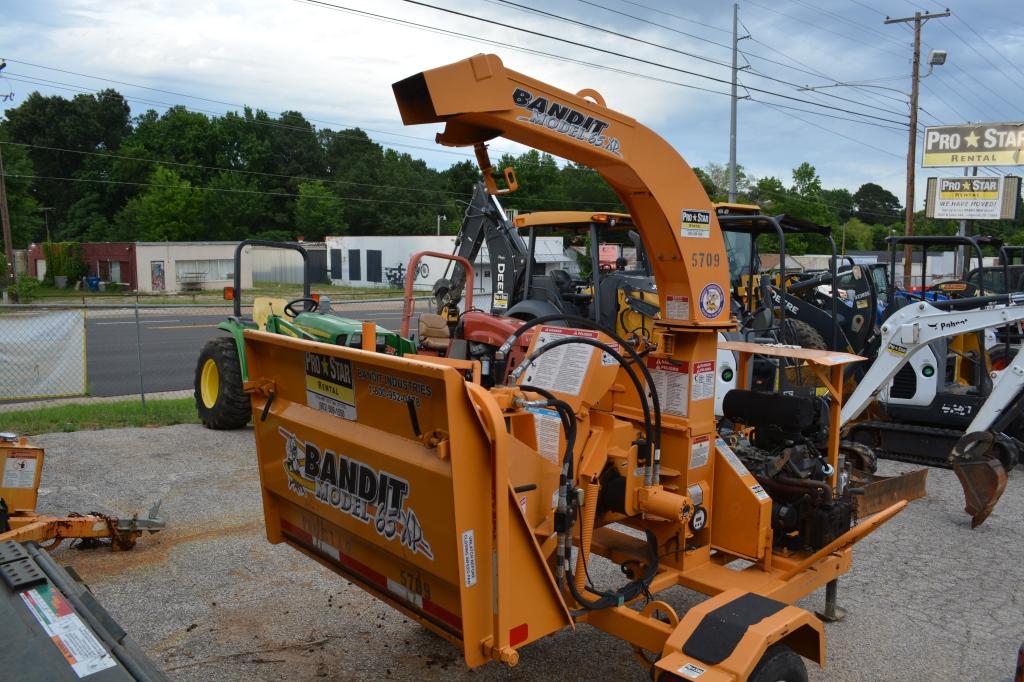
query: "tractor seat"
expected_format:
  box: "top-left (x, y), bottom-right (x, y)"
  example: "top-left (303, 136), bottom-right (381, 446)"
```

top-left (418, 313), bottom-right (450, 352)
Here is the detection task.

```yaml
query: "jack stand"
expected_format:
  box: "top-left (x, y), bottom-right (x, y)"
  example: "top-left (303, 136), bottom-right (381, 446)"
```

top-left (816, 579), bottom-right (847, 622)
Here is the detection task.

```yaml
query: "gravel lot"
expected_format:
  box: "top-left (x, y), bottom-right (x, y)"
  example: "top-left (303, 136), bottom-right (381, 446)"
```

top-left (30, 424), bottom-right (1023, 681)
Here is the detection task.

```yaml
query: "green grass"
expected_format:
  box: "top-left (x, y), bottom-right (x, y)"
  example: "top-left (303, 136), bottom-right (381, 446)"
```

top-left (28, 281), bottom-right (410, 305)
top-left (0, 398), bottom-right (200, 435)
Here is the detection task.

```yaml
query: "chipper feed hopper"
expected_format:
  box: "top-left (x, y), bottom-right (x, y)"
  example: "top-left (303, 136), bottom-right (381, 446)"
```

top-left (242, 55), bottom-right (904, 680)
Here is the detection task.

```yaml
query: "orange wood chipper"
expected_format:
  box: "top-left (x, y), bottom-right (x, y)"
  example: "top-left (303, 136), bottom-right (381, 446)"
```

top-left (242, 54), bottom-right (906, 681)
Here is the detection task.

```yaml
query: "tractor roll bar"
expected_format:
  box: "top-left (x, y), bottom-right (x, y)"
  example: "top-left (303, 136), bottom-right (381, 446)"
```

top-left (232, 240), bottom-right (310, 318)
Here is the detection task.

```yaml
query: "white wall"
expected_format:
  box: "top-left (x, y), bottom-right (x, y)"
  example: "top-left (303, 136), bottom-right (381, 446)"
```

top-left (324, 235), bottom-right (574, 293)
top-left (325, 236), bottom-right (457, 289)
top-left (134, 242), bottom-right (253, 293)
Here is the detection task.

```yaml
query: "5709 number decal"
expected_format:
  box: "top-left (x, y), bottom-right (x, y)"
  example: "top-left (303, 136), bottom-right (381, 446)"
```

top-left (691, 252), bottom-right (721, 268)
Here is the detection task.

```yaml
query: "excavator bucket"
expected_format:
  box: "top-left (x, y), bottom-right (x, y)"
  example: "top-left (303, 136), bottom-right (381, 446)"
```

top-left (951, 431), bottom-right (1010, 528)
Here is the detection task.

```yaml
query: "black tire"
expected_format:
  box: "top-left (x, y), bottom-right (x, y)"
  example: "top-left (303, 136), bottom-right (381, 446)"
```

top-left (786, 319), bottom-right (828, 350)
top-left (840, 439), bottom-right (878, 474)
top-left (783, 319), bottom-right (828, 387)
top-left (194, 336), bottom-right (251, 430)
top-left (749, 644), bottom-right (808, 682)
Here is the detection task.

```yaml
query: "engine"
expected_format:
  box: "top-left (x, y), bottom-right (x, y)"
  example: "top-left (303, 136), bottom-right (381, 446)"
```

top-left (721, 389), bottom-right (855, 551)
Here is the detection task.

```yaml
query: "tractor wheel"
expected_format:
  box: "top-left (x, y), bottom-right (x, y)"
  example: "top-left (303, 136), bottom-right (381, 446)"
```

top-left (783, 319), bottom-right (828, 387)
top-left (786, 319), bottom-right (828, 350)
top-left (194, 337), bottom-right (251, 430)
top-left (748, 644), bottom-right (808, 682)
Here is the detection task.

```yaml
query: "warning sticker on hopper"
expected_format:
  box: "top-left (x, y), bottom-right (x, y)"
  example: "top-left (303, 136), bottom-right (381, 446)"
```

top-left (646, 357), bottom-right (689, 417)
top-left (717, 438), bottom-right (751, 477)
top-left (690, 361), bottom-right (715, 401)
top-left (528, 407), bottom-right (563, 464)
top-left (690, 435), bottom-right (710, 469)
top-left (21, 584), bottom-right (117, 678)
top-left (522, 326), bottom-right (602, 396)
top-left (304, 352), bottom-right (356, 420)
top-left (3, 452), bottom-right (38, 489)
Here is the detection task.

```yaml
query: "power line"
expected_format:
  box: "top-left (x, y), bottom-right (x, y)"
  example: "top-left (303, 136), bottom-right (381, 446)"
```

top-left (0, 140), bottom-right (628, 208)
top-left (748, 96), bottom-right (905, 160)
top-left (743, 0), bottom-right (909, 61)
top-left (488, 0), bottom-right (909, 120)
top-left (2, 173), bottom-right (450, 208)
top-left (292, 0), bottom-right (911, 126)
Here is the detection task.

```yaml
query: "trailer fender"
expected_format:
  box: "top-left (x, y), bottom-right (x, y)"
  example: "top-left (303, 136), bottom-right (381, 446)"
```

top-left (654, 588), bottom-right (824, 681)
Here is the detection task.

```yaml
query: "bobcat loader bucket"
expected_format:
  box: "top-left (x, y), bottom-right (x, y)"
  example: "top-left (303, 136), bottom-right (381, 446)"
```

top-left (951, 431), bottom-right (1010, 528)
top-left (242, 330), bottom-right (572, 668)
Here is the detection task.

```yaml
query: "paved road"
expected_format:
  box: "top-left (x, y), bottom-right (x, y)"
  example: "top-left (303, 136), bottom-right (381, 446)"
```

top-left (86, 309), bottom-right (407, 397)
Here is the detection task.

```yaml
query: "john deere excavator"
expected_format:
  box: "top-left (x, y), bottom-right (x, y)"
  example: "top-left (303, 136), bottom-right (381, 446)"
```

top-left (239, 53), bottom-right (909, 681)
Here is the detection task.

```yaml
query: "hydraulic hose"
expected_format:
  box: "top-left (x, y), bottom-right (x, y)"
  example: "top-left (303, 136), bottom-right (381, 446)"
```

top-left (512, 336), bottom-right (654, 460)
top-left (496, 313), bottom-right (661, 483)
top-left (574, 480), bottom-right (600, 593)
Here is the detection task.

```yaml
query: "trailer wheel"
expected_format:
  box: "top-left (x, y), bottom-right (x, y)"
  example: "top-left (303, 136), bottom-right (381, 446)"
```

top-left (748, 644), bottom-right (808, 682)
top-left (194, 337), bottom-right (251, 430)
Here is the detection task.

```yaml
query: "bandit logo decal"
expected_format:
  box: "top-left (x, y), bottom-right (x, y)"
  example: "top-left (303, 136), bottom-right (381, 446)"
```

top-left (512, 87), bottom-right (622, 156)
top-left (280, 427), bottom-right (433, 559)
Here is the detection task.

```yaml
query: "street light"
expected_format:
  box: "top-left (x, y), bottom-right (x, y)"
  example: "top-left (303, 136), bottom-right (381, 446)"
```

top-left (436, 214), bottom-right (447, 236)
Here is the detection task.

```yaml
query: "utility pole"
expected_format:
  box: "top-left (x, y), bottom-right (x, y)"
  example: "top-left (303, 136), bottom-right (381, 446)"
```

top-left (0, 144), bottom-right (14, 286)
top-left (885, 9), bottom-right (950, 287)
top-left (728, 3), bottom-right (750, 203)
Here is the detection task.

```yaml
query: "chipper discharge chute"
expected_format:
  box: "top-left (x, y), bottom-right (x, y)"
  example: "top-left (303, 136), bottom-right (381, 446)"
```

top-left (244, 54), bottom-right (905, 680)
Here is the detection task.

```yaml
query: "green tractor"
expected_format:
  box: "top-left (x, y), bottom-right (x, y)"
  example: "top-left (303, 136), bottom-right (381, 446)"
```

top-left (194, 240), bottom-right (415, 429)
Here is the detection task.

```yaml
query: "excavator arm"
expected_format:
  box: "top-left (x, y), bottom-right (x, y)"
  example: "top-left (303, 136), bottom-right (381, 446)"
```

top-left (434, 182), bottom-right (528, 315)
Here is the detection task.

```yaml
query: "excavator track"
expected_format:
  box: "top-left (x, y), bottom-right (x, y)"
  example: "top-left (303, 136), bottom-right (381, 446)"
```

top-left (846, 420), bottom-right (963, 469)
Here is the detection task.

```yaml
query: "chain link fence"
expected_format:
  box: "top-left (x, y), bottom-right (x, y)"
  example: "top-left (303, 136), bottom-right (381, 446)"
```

top-left (0, 296), bottom-right (426, 409)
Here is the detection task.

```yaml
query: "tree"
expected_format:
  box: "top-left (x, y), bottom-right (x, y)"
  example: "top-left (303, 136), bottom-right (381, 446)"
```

top-left (822, 188), bottom-right (854, 224)
top-left (702, 161), bottom-right (754, 200)
top-left (2, 89), bottom-right (130, 233)
top-left (113, 166), bottom-right (201, 241)
top-left (791, 162), bottom-right (822, 197)
top-left (295, 180), bottom-right (346, 240)
top-left (852, 183), bottom-right (902, 225)
top-left (840, 218), bottom-right (874, 251)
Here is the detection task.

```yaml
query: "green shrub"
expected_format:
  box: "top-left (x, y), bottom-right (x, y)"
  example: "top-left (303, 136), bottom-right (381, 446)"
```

top-left (41, 241), bottom-right (86, 286)
top-left (7, 274), bottom-right (40, 302)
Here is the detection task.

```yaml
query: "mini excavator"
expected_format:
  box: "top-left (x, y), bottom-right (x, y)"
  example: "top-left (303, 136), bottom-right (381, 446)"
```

top-left (242, 55), bottom-right (907, 681)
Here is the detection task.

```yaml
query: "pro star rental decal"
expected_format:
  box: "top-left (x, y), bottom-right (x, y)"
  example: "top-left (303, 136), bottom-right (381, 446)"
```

top-left (512, 87), bottom-right (622, 156)
top-left (279, 427), bottom-right (433, 559)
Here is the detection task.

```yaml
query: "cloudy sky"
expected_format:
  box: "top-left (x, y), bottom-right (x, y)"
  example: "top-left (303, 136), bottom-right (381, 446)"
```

top-left (3, 0), bottom-right (1022, 208)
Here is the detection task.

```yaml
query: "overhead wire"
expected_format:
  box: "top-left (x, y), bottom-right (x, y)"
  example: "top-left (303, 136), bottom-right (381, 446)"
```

top-left (292, 0), bottom-right (910, 126)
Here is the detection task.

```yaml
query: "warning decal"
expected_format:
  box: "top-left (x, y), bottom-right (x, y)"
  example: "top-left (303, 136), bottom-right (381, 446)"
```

top-left (528, 407), bottom-right (563, 464)
top-left (716, 438), bottom-right (751, 477)
top-left (690, 435), bottom-right (711, 469)
top-left (304, 351), bottom-right (356, 420)
top-left (21, 584), bottom-right (117, 678)
top-left (522, 326), bottom-right (602, 396)
top-left (3, 452), bottom-right (38, 489)
top-left (666, 295), bottom-right (690, 320)
top-left (691, 361), bottom-right (715, 401)
top-left (646, 357), bottom-right (689, 417)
